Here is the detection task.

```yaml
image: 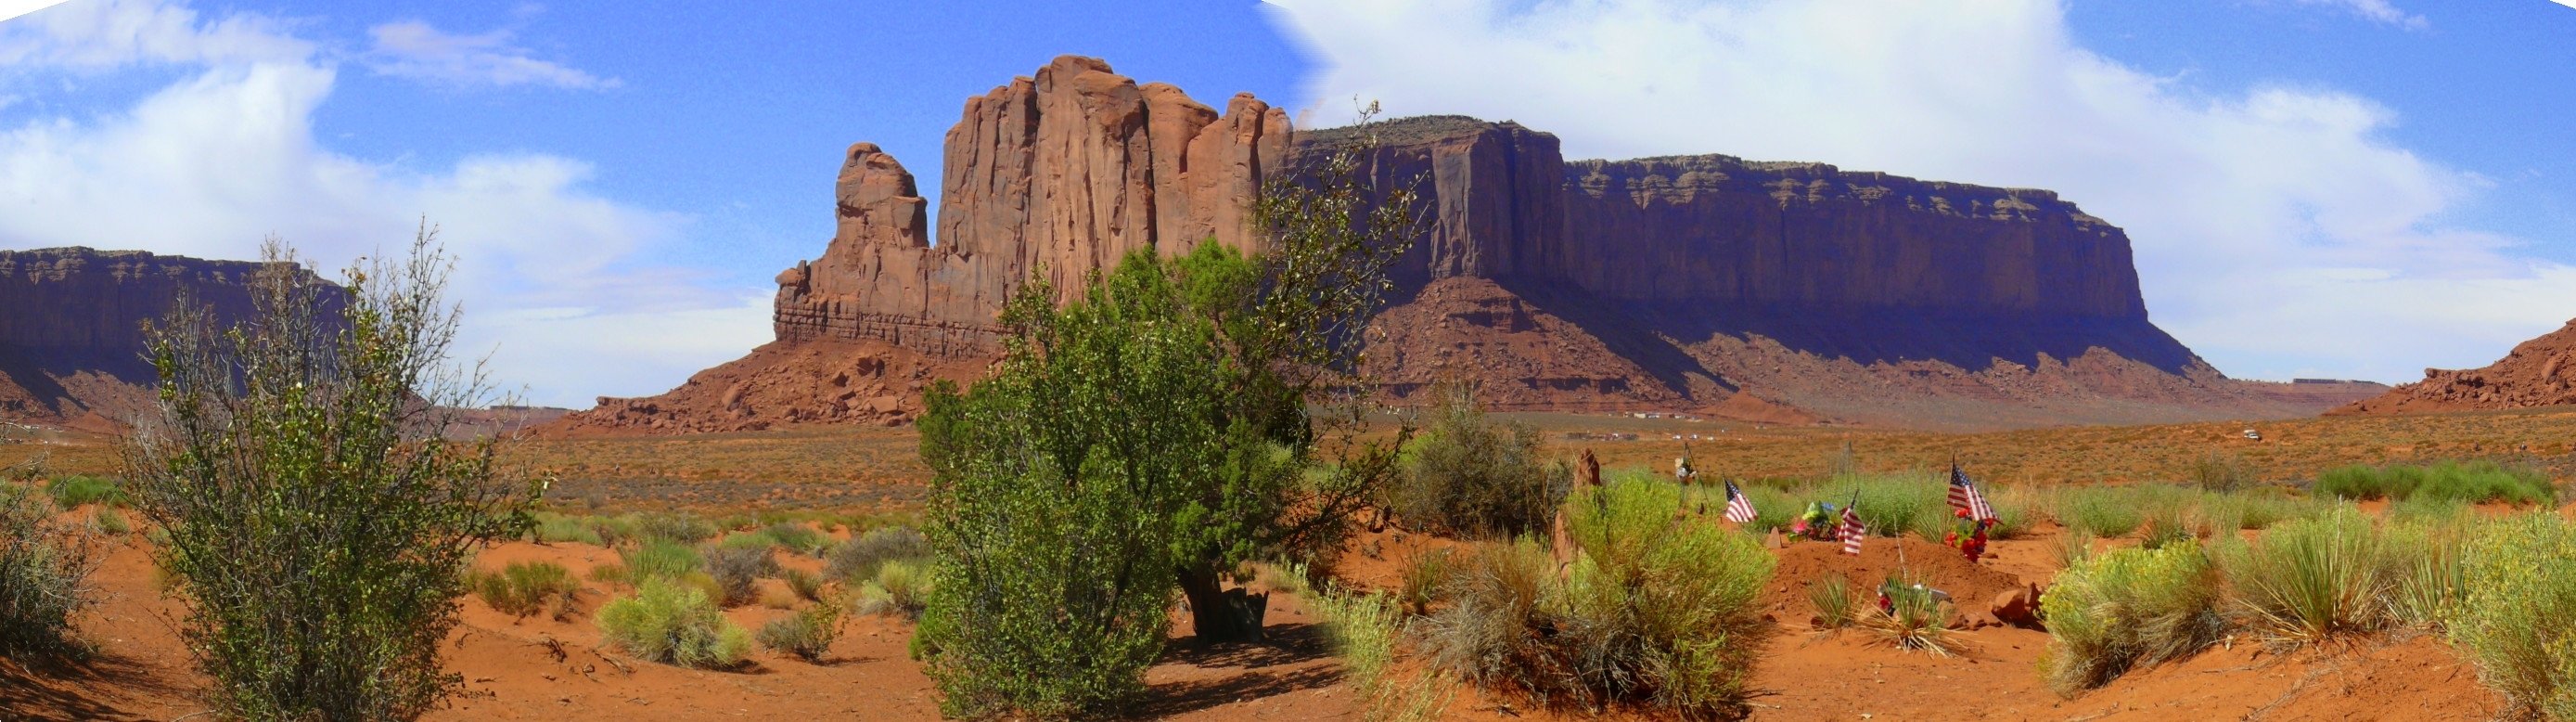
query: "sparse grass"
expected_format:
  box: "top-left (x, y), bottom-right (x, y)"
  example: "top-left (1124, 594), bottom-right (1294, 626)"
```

top-left (1398, 548), bottom-right (1453, 615)
top-left (856, 559), bottom-right (932, 620)
top-left (634, 511), bottom-right (721, 545)
top-left (758, 602), bottom-right (843, 662)
top-left (1815, 472), bottom-right (1947, 539)
top-left (2038, 542), bottom-right (2226, 696)
top-left (784, 568), bottom-right (827, 603)
top-left (763, 522), bottom-right (828, 556)
top-left (2058, 487), bottom-right (2147, 538)
top-left (1314, 587), bottom-right (1450, 722)
top-left (596, 577), bottom-right (750, 668)
top-left (1808, 574), bottom-right (1855, 630)
top-left (90, 508), bottom-right (130, 535)
top-left (468, 561), bottom-right (581, 620)
top-left (619, 539), bottom-right (702, 584)
top-left (531, 513), bottom-right (605, 546)
top-left (2315, 460), bottom-right (2553, 506)
top-left (45, 475), bottom-right (124, 509)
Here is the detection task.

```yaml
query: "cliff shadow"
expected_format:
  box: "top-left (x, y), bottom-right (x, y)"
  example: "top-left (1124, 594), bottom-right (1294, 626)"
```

top-left (1620, 302), bottom-right (2207, 376)
top-left (1484, 277), bottom-right (1738, 401)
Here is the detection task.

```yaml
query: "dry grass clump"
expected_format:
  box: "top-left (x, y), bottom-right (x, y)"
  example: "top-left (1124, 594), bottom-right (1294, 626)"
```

top-left (468, 561), bottom-right (581, 620)
top-left (2216, 509), bottom-right (2404, 644)
top-left (1420, 479), bottom-right (1774, 717)
top-left (1861, 576), bottom-right (1954, 656)
top-left (757, 602), bottom-right (843, 662)
top-left (826, 525), bottom-right (928, 584)
top-left (1313, 587), bottom-right (1451, 722)
top-left (2038, 542), bottom-right (2226, 696)
top-left (783, 568), bottom-right (827, 603)
top-left (1397, 548), bottom-right (1454, 615)
top-left (596, 577), bottom-right (750, 668)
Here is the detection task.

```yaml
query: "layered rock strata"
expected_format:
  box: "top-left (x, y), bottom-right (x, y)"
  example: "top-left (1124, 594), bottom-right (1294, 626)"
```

top-left (0, 248), bottom-right (327, 427)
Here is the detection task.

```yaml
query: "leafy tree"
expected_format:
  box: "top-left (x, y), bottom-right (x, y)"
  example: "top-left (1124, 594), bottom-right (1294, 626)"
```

top-left (124, 230), bottom-right (538, 721)
top-left (916, 116), bottom-right (1423, 717)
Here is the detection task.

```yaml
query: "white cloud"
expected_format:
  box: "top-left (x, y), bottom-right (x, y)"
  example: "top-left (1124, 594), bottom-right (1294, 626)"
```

top-left (0, 1), bottom-right (76, 24)
top-left (364, 19), bottom-right (619, 90)
top-left (2286, 0), bottom-right (2429, 29)
top-left (1266, 0), bottom-right (2571, 383)
top-left (0, 1), bottom-right (755, 406)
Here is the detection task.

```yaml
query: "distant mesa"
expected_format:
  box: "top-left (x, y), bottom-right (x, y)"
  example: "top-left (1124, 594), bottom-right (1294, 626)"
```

top-left (528, 54), bottom-right (2388, 436)
top-left (0, 247), bottom-right (332, 430)
top-left (2333, 319), bottom-right (2576, 416)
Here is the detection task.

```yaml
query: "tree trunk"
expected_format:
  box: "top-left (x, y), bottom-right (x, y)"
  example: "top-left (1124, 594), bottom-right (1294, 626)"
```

top-left (1178, 567), bottom-right (1267, 642)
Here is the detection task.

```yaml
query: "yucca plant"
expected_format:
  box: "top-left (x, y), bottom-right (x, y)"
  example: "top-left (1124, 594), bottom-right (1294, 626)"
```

top-left (1861, 575), bottom-right (1952, 656)
top-left (1808, 574), bottom-right (1856, 630)
top-left (2220, 509), bottom-right (2391, 645)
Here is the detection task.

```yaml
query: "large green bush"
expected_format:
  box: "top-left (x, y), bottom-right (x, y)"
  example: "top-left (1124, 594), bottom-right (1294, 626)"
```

top-left (2038, 542), bottom-right (2225, 695)
top-left (596, 578), bottom-right (750, 669)
top-left (1386, 384), bottom-right (1568, 538)
top-left (124, 234), bottom-right (538, 721)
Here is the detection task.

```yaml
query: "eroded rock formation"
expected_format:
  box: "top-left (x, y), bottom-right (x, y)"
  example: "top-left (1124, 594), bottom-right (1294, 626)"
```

top-left (553, 56), bottom-right (2382, 435)
top-left (2333, 319), bottom-right (2576, 415)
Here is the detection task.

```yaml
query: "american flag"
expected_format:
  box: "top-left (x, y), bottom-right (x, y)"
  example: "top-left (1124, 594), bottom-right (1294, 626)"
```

top-left (1838, 496), bottom-right (1865, 555)
top-left (1722, 480), bottom-right (1757, 523)
top-left (1948, 463), bottom-right (1996, 522)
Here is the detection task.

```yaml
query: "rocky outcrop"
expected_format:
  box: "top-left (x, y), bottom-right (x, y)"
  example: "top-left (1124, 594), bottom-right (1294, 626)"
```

top-left (555, 56), bottom-right (2377, 436)
top-left (2333, 319), bottom-right (2576, 415)
top-left (0, 247), bottom-right (326, 426)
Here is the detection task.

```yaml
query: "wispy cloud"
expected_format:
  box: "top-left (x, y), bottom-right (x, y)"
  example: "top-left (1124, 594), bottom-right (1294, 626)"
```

top-left (1267, 0), bottom-right (2565, 383)
top-left (2285, 0), bottom-right (2429, 30)
top-left (0, 0), bottom-right (753, 406)
top-left (364, 19), bottom-right (620, 90)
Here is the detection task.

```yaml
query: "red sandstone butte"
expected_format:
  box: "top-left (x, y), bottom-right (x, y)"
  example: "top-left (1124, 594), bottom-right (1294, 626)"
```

top-left (545, 56), bottom-right (2386, 436)
top-left (0, 247), bottom-right (336, 428)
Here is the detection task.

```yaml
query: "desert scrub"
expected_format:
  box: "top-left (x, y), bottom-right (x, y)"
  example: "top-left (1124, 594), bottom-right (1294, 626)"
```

top-left (633, 511), bottom-right (720, 545)
top-left (468, 561), bottom-right (581, 620)
top-left (702, 546), bottom-right (771, 608)
top-left (856, 559), bottom-right (933, 619)
top-left (783, 568), bottom-right (827, 603)
top-left (596, 578), bottom-right (750, 668)
top-left (2057, 486), bottom-right (2147, 538)
top-left (2219, 509), bottom-right (2398, 644)
top-left (1315, 587), bottom-right (1450, 722)
top-left (0, 482), bottom-right (101, 657)
top-left (757, 602), bottom-right (843, 663)
top-left (825, 525), bottom-right (928, 584)
top-left (1423, 479), bottom-right (1775, 716)
top-left (1863, 575), bottom-right (1954, 655)
top-left (1814, 472), bottom-right (1946, 539)
top-left (1384, 383), bottom-right (1569, 538)
top-left (45, 475), bottom-right (125, 509)
top-left (2450, 512), bottom-right (2576, 718)
top-left (762, 522), bottom-right (828, 556)
top-left (2315, 460), bottom-right (2553, 506)
top-left (91, 508), bottom-right (131, 535)
top-left (2189, 451), bottom-right (2256, 493)
top-left (2039, 542), bottom-right (2225, 695)
top-left (531, 513), bottom-right (605, 546)
top-left (124, 234), bottom-right (541, 721)
top-left (1397, 548), bottom-right (1454, 615)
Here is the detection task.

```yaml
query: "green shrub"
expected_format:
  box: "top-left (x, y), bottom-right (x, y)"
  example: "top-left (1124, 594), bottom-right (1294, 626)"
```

top-left (857, 560), bottom-right (933, 620)
top-left (634, 512), bottom-right (719, 545)
top-left (468, 561), bottom-right (581, 619)
top-left (1385, 384), bottom-right (1568, 538)
top-left (1815, 473), bottom-right (1946, 539)
top-left (0, 483), bottom-right (99, 657)
top-left (2059, 487), bottom-right (2147, 538)
top-left (596, 578), bottom-right (750, 669)
top-left (620, 540), bottom-right (702, 584)
top-left (2039, 542), bottom-right (2225, 695)
top-left (532, 514), bottom-right (604, 546)
top-left (91, 508), bottom-right (131, 535)
top-left (825, 526), bottom-right (928, 584)
top-left (783, 568), bottom-right (827, 603)
top-left (2386, 521), bottom-right (2469, 629)
top-left (2219, 509), bottom-right (2394, 644)
top-left (46, 475), bottom-right (124, 509)
top-left (1808, 574), bottom-right (1855, 630)
top-left (702, 546), bottom-right (770, 608)
top-left (123, 236), bottom-right (540, 721)
top-left (1423, 479), bottom-right (1775, 716)
top-left (757, 603), bottom-right (843, 663)
top-left (2190, 451), bottom-right (2255, 493)
top-left (2316, 460), bottom-right (2552, 505)
top-left (2451, 513), bottom-right (2576, 718)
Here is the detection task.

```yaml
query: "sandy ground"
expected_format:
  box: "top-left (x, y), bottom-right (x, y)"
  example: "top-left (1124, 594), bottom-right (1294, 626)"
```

top-left (0, 520), bottom-right (2514, 721)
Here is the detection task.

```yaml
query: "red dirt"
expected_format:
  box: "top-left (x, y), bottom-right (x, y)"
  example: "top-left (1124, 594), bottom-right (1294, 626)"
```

top-left (1762, 535), bottom-right (2031, 621)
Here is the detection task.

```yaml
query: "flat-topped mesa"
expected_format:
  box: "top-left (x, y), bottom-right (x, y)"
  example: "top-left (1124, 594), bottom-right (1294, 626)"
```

top-left (774, 55), bottom-right (1288, 357)
top-left (0, 247), bottom-right (332, 425)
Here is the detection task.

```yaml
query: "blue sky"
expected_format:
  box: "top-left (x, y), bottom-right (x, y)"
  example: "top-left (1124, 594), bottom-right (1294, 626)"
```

top-left (2, 0), bottom-right (2572, 406)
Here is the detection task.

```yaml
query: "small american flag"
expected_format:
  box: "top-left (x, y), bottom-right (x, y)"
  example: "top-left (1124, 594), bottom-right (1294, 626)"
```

top-left (1722, 480), bottom-right (1757, 523)
top-left (1838, 496), bottom-right (1865, 555)
top-left (1948, 463), bottom-right (1996, 522)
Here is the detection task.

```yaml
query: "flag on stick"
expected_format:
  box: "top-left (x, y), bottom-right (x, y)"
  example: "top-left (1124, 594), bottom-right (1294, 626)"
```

top-left (1948, 462), bottom-right (1996, 522)
top-left (1722, 480), bottom-right (1757, 524)
top-left (1839, 494), bottom-right (1865, 555)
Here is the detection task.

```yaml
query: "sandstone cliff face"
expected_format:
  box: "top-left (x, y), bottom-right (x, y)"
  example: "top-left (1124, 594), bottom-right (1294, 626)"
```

top-left (557, 56), bottom-right (2368, 436)
top-left (0, 247), bottom-right (322, 425)
top-left (2334, 320), bottom-right (2576, 415)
